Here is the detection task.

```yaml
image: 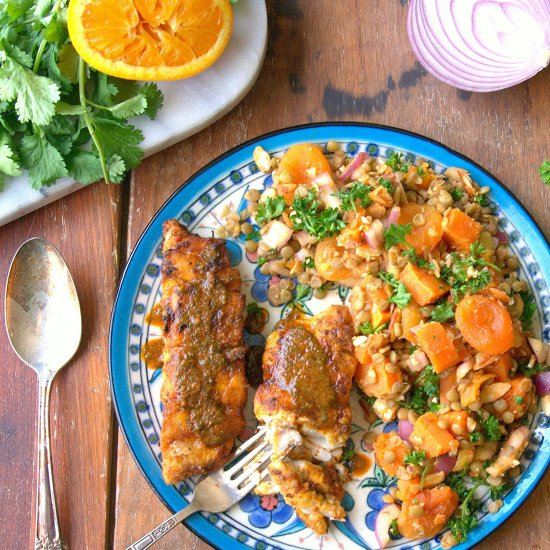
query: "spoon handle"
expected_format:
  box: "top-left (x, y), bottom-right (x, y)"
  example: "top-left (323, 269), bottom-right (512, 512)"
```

top-left (35, 379), bottom-right (63, 550)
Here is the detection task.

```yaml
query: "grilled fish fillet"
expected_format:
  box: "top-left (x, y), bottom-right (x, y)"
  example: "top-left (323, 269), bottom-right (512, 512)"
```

top-left (159, 220), bottom-right (247, 484)
top-left (254, 305), bottom-right (357, 534)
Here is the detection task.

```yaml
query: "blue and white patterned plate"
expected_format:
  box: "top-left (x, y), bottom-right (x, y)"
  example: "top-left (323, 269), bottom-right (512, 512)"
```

top-left (109, 123), bottom-right (550, 550)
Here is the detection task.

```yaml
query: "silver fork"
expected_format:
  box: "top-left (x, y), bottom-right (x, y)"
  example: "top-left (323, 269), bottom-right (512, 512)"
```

top-left (126, 426), bottom-right (272, 550)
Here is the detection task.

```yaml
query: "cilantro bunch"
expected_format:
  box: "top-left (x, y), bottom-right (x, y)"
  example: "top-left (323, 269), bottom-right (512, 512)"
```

top-left (0, 0), bottom-right (163, 190)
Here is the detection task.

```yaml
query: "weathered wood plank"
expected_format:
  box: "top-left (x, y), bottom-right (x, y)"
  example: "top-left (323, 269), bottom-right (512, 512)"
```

top-left (0, 183), bottom-right (121, 549)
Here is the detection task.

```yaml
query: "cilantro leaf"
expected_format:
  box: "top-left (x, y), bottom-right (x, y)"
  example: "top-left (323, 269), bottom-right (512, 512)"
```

top-left (540, 160), bottom-right (550, 186)
top-left (66, 149), bottom-right (104, 185)
top-left (358, 321), bottom-right (388, 335)
top-left (19, 132), bottom-right (67, 188)
top-left (255, 195), bottom-right (285, 224)
top-left (109, 95), bottom-right (147, 119)
top-left (141, 82), bottom-right (164, 119)
top-left (384, 223), bottom-right (411, 249)
top-left (379, 177), bottom-right (394, 193)
top-left (0, 57), bottom-right (60, 126)
top-left (431, 301), bottom-right (455, 323)
top-left (378, 270), bottom-right (411, 308)
top-left (386, 151), bottom-right (408, 172)
top-left (90, 116), bottom-right (144, 169)
top-left (0, 142), bottom-right (22, 178)
top-left (333, 181), bottom-right (372, 212)
top-left (107, 154), bottom-right (126, 183)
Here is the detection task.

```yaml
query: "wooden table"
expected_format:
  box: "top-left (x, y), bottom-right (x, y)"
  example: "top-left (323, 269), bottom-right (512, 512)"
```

top-left (1, 2), bottom-right (549, 549)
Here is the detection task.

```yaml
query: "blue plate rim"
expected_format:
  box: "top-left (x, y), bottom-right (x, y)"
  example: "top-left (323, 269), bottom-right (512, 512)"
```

top-left (109, 121), bottom-right (550, 550)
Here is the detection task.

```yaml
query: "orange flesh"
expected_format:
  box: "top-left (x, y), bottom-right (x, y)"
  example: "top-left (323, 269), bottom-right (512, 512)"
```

top-left (373, 432), bottom-right (409, 477)
top-left (80, 0), bottom-right (226, 67)
top-left (442, 208), bottom-right (482, 251)
top-left (410, 412), bottom-right (456, 458)
top-left (400, 263), bottom-right (450, 306)
top-left (415, 322), bottom-right (459, 374)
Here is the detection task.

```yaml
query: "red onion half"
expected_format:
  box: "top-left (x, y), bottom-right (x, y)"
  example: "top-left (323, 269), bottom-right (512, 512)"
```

top-left (434, 454), bottom-right (458, 475)
top-left (533, 371), bottom-right (550, 396)
top-left (407, 0), bottom-right (550, 92)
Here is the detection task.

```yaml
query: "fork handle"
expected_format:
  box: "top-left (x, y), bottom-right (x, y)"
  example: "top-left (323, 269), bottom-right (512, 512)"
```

top-left (126, 500), bottom-right (200, 550)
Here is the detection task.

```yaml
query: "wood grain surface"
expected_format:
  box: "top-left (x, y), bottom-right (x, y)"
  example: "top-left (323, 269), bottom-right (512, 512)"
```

top-left (1, 1), bottom-right (549, 549)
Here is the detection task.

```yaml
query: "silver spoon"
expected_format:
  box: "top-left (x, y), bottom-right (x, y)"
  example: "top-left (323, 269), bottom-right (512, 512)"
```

top-left (5, 238), bottom-right (82, 550)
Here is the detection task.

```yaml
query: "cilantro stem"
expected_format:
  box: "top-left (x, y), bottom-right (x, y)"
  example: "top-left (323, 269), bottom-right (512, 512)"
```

top-left (78, 58), bottom-right (111, 183)
top-left (33, 0), bottom-right (65, 73)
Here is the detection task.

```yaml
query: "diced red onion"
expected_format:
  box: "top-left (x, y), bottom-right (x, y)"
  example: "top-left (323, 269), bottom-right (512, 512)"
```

top-left (340, 151), bottom-right (367, 183)
top-left (294, 230), bottom-right (317, 247)
top-left (495, 231), bottom-right (508, 243)
top-left (406, 350), bottom-right (430, 372)
top-left (294, 248), bottom-right (312, 262)
top-left (407, 0), bottom-right (550, 92)
top-left (398, 419), bottom-right (414, 442)
top-left (384, 206), bottom-right (401, 228)
top-left (364, 219), bottom-right (384, 250)
top-left (434, 454), bottom-right (457, 475)
top-left (534, 371), bottom-right (550, 396)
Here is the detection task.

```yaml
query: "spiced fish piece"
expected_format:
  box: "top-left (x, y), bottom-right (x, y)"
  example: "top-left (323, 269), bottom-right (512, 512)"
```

top-left (254, 305), bottom-right (357, 534)
top-left (160, 219), bottom-right (247, 484)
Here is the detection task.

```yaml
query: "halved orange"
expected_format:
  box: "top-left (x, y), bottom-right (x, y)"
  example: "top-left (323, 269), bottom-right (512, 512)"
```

top-left (67, 0), bottom-right (233, 81)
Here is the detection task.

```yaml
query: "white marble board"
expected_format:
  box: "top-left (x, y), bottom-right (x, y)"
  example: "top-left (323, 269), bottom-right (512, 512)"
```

top-left (0, 0), bottom-right (267, 227)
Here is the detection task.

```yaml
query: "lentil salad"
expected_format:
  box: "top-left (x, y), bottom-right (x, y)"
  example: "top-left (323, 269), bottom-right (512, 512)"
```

top-left (219, 141), bottom-right (550, 548)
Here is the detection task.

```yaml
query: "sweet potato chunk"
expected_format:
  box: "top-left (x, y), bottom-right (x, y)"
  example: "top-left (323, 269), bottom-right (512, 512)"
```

top-left (400, 263), bottom-right (449, 306)
top-left (398, 203), bottom-right (443, 256)
top-left (443, 208), bottom-right (482, 251)
top-left (373, 432), bottom-right (409, 477)
top-left (415, 322), bottom-right (460, 374)
top-left (410, 412), bottom-right (457, 458)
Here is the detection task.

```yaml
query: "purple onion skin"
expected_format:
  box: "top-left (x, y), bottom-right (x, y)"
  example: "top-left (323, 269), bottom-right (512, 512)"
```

top-left (533, 371), bottom-right (550, 395)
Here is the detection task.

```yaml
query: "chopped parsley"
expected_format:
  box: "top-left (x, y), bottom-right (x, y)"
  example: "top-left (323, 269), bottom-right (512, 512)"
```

top-left (417, 165), bottom-right (427, 177)
top-left (404, 449), bottom-right (427, 466)
top-left (519, 291), bottom-right (537, 331)
top-left (513, 396), bottom-right (525, 405)
top-left (431, 301), bottom-right (455, 323)
top-left (450, 188), bottom-right (464, 201)
top-left (469, 431), bottom-right (481, 443)
top-left (386, 152), bottom-right (409, 172)
top-left (294, 283), bottom-right (310, 301)
top-left (480, 414), bottom-right (501, 442)
top-left (384, 223), bottom-right (411, 250)
top-left (302, 256), bottom-right (315, 269)
top-left (244, 229), bottom-right (261, 241)
top-left (255, 196), bottom-right (285, 224)
top-left (446, 475), bottom-right (484, 543)
top-left (379, 177), bottom-right (394, 193)
top-left (358, 321), bottom-right (388, 335)
top-left (341, 447), bottom-right (356, 464)
top-left (474, 194), bottom-right (490, 207)
top-left (489, 481), bottom-right (510, 501)
top-left (440, 242), bottom-right (498, 301)
top-left (518, 357), bottom-right (548, 378)
top-left (406, 365), bottom-right (440, 415)
top-left (539, 160), bottom-right (550, 186)
top-left (378, 271), bottom-right (411, 308)
top-left (389, 518), bottom-right (400, 539)
top-left (290, 189), bottom-right (347, 238)
top-left (246, 301), bottom-right (261, 315)
top-left (257, 257), bottom-right (268, 267)
top-left (333, 181), bottom-right (373, 212)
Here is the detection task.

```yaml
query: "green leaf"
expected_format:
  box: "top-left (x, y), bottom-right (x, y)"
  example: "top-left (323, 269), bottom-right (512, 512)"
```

top-left (19, 132), bottom-right (68, 188)
top-left (378, 270), bottom-right (411, 308)
top-left (0, 39), bottom-right (33, 67)
top-left (66, 149), bottom-right (103, 185)
top-left (57, 43), bottom-right (80, 84)
top-left (431, 301), bottom-right (455, 323)
top-left (55, 101), bottom-right (85, 115)
top-left (141, 82), bottom-right (164, 119)
top-left (539, 160), bottom-right (550, 186)
top-left (92, 72), bottom-right (118, 106)
top-left (384, 223), bottom-right (411, 249)
top-left (109, 94), bottom-right (147, 119)
top-left (480, 414), bottom-right (501, 442)
top-left (0, 57), bottom-right (60, 126)
top-left (6, 0), bottom-right (35, 19)
top-left (107, 154), bottom-right (126, 183)
top-left (450, 188), bottom-right (464, 201)
top-left (255, 195), bottom-right (285, 224)
top-left (90, 115), bottom-right (144, 169)
top-left (519, 291), bottom-right (537, 331)
top-left (0, 142), bottom-right (22, 177)
top-left (43, 13), bottom-right (67, 44)
top-left (358, 321), bottom-right (387, 335)
top-left (333, 181), bottom-right (372, 212)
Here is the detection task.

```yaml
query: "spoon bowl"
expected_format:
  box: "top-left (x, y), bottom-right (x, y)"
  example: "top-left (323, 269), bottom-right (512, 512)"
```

top-left (6, 238), bottom-right (81, 376)
top-left (5, 237), bottom-right (81, 550)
